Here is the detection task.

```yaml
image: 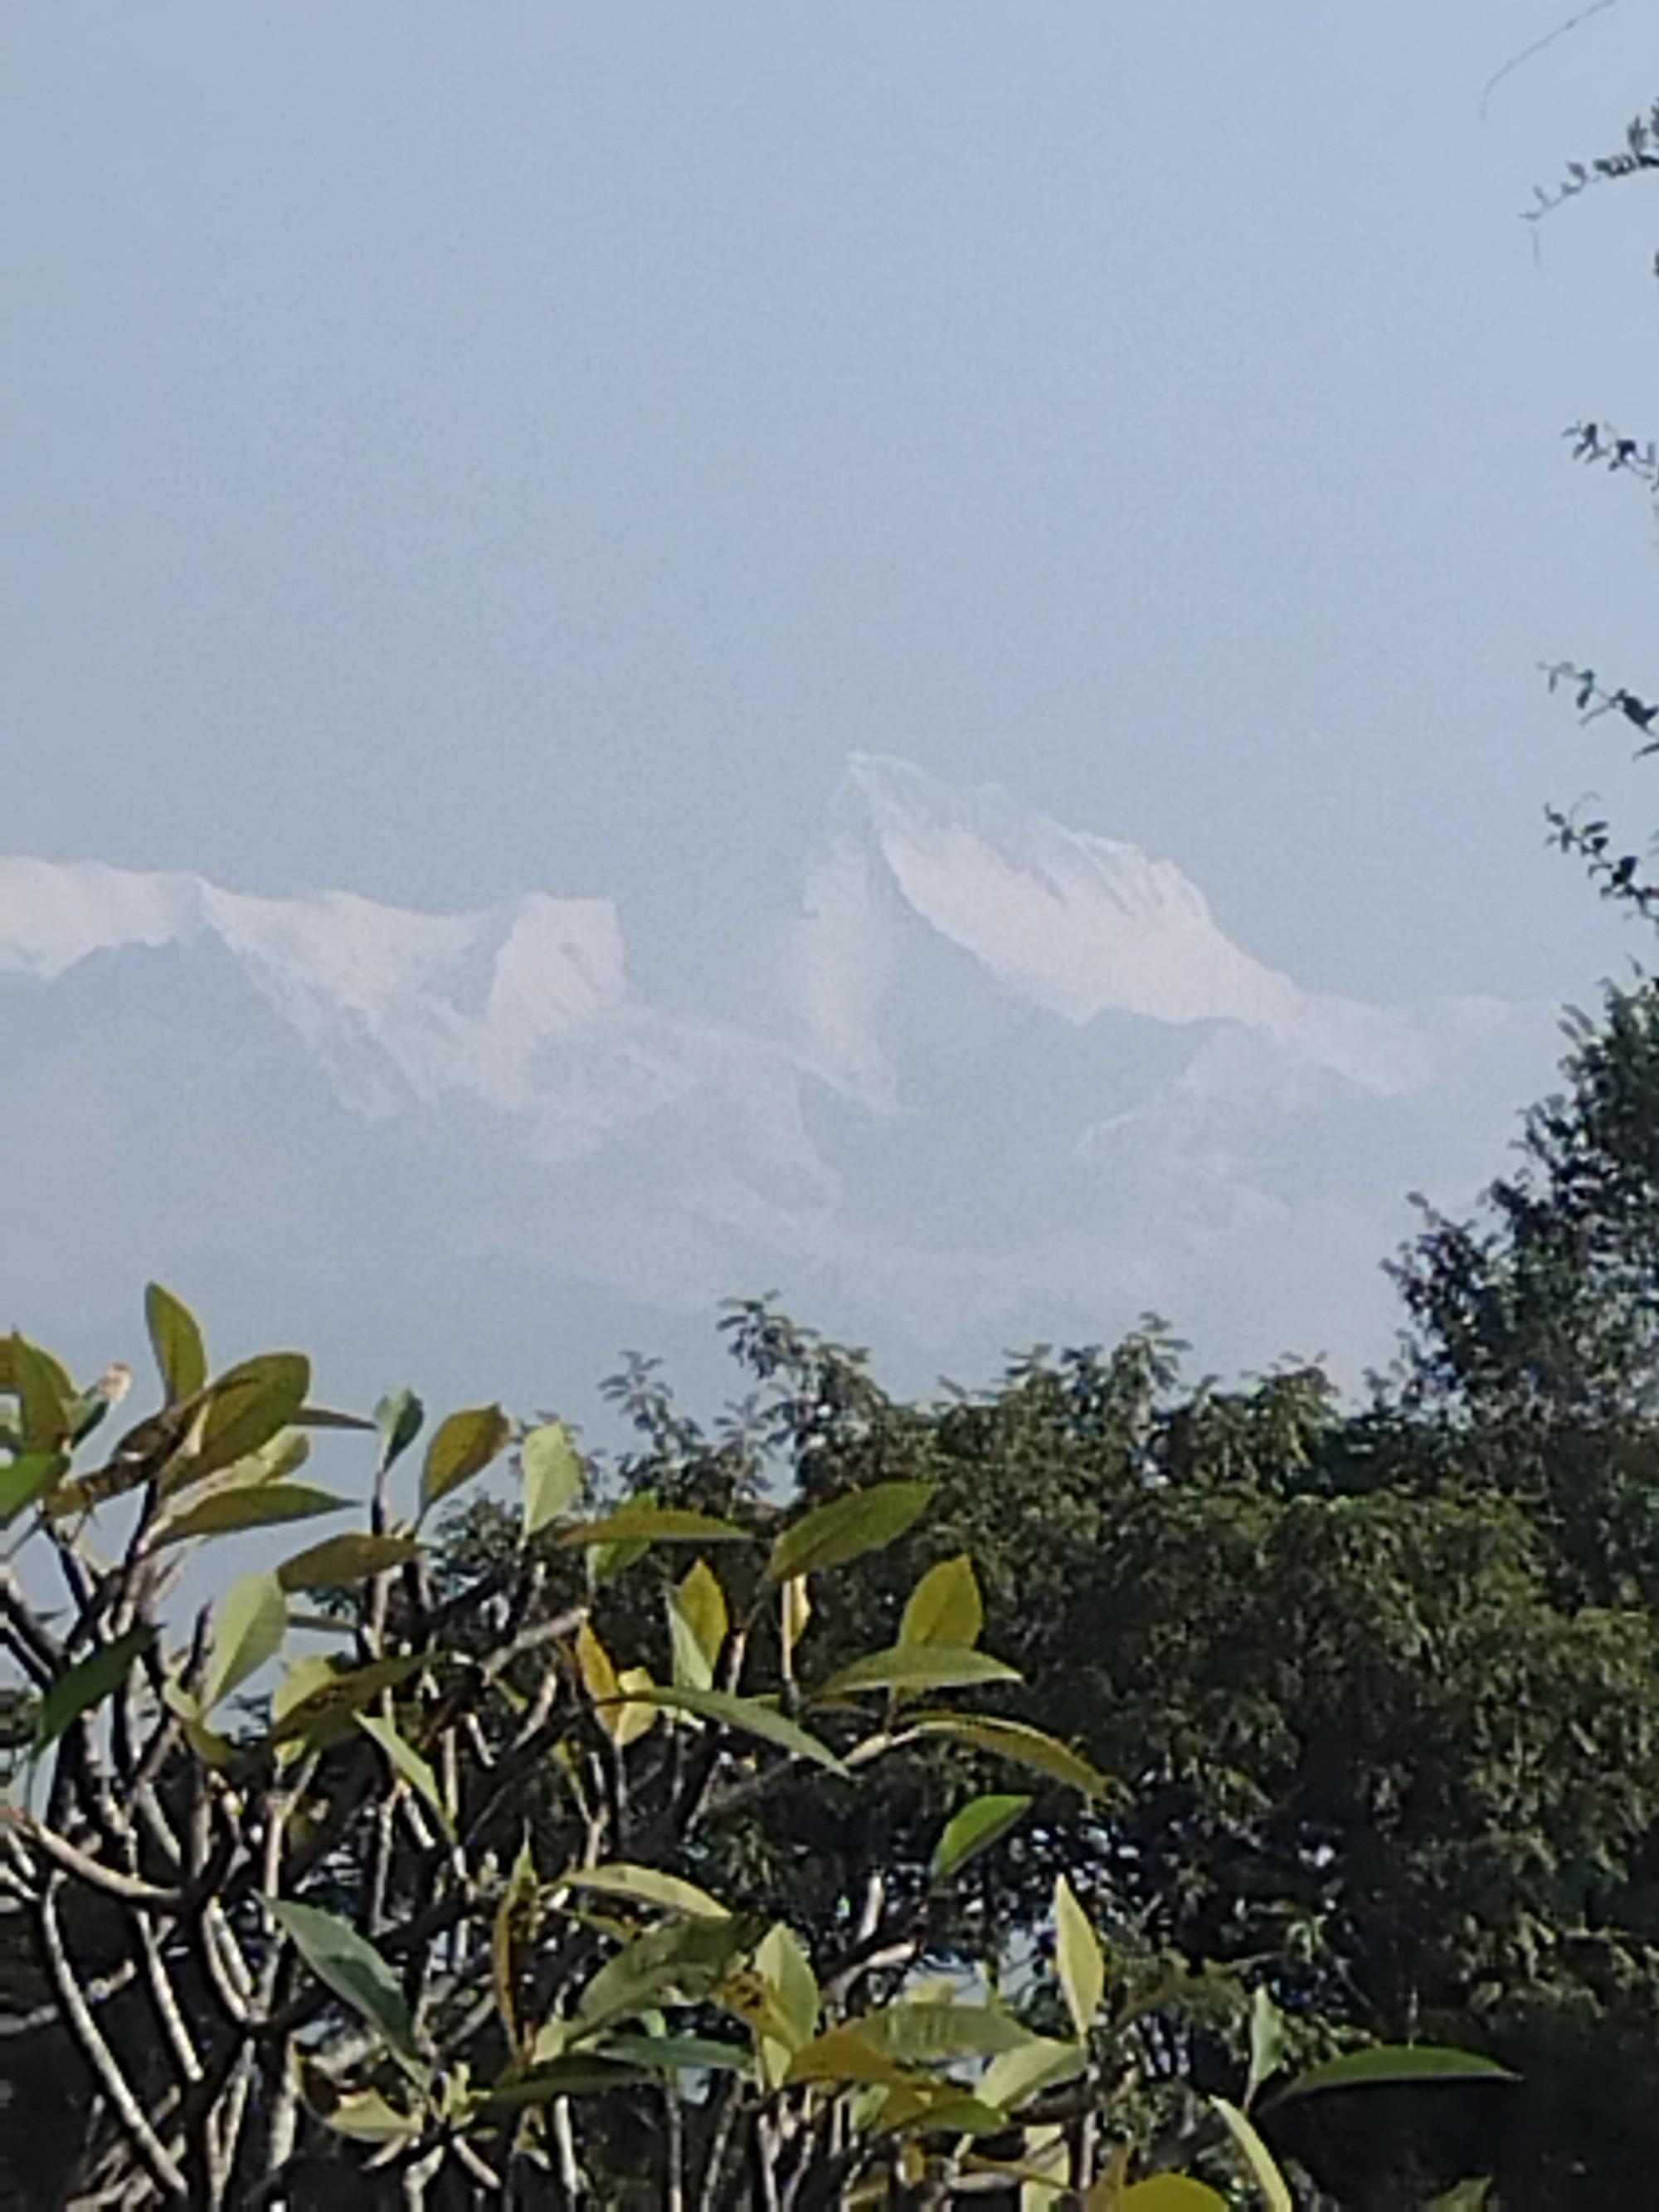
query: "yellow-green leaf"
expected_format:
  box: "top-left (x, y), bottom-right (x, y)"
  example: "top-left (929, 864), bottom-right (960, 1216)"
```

top-left (276, 1531), bottom-right (421, 1591)
top-left (201, 1572), bottom-right (288, 1712)
top-left (900, 1553), bottom-right (983, 1649)
top-left (817, 1644), bottom-right (1018, 1701)
top-left (1268, 2043), bottom-right (1516, 2104)
top-left (1211, 2097), bottom-right (1293, 2212)
top-left (623, 1684), bottom-right (847, 1773)
top-left (521, 1420), bottom-right (583, 1537)
top-left (1117, 2183), bottom-right (1229, 2210)
top-left (752, 1922), bottom-right (819, 2087)
top-left (674, 1558), bottom-right (728, 1680)
top-left (557, 1504), bottom-right (749, 1547)
top-left (780, 1573), bottom-right (812, 1678)
top-left (0, 1449), bottom-right (68, 1525)
top-left (4, 1333), bottom-right (75, 1452)
top-left (374, 1389), bottom-right (424, 1472)
top-left (765, 1480), bottom-right (934, 1584)
top-left (269, 1654), bottom-right (423, 1746)
top-left (421, 1403), bottom-right (512, 1514)
top-left (908, 1713), bottom-right (1111, 1798)
top-left (144, 1282), bottom-right (207, 1405)
top-left (178, 1354), bottom-right (313, 1488)
top-left (979, 2034), bottom-right (1087, 2114)
top-left (1053, 1875), bottom-right (1103, 2043)
top-left (494, 1839), bottom-right (540, 2054)
top-left (358, 1712), bottom-right (452, 1834)
top-left (155, 1482), bottom-right (348, 1546)
top-left (932, 1793), bottom-right (1032, 1880)
top-left (784, 2024), bottom-right (914, 2088)
top-left (561, 1864), bottom-right (730, 1922)
top-left (859, 2000), bottom-right (1035, 2061)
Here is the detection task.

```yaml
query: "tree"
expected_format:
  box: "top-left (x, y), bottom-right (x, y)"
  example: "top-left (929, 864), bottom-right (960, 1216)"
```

top-left (2, 1291), bottom-right (1473, 2209)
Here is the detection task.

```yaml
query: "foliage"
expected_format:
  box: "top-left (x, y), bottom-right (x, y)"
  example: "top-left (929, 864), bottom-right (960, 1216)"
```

top-left (0, 1289), bottom-right (1480, 2210)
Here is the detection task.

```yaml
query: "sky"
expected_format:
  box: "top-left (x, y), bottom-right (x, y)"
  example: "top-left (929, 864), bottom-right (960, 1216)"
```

top-left (7, 2), bottom-right (1659, 1419)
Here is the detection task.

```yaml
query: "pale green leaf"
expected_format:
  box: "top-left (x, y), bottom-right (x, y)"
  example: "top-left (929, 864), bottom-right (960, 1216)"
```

top-left (0, 1448), bottom-right (67, 1525)
top-left (202, 1572), bottom-right (288, 1712)
top-left (1270, 2044), bottom-right (1516, 2105)
top-left (270, 1654), bottom-right (424, 1746)
top-left (979, 2034), bottom-right (1087, 2113)
top-left (358, 1712), bottom-right (451, 1834)
top-left (859, 2000), bottom-right (1035, 2061)
top-left (183, 1354), bottom-right (313, 1485)
top-left (558, 1504), bottom-right (749, 1546)
top-left (155, 1481), bottom-right (348, 1546)
top-left (521, 1420), bottom-right (583, 1537)
top-left (623, 1683), bottom-right (846, 1773)
top-left (1247, 1985), bottom-right (1292, 2107)
top-left (907, 1713), bottom-right (1111, 1797)
top-left (1053, 1875), bottom-right (1103, 2043)
top-left (375, 1389), bottom-right (424, 1471)
top-left (1212, 2097), bottom-right (1294, 2212)
top-left (560, 1863), bottom-right (730, 1922)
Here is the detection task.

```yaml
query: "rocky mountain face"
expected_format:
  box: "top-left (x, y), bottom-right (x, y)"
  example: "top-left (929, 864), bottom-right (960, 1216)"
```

top-left (1, 758), bottom-right (1560, 1422)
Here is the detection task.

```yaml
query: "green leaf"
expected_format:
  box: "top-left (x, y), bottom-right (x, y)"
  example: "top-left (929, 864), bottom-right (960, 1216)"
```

top-left (784, 2025), bottom-right (914, 2088)
top-left (314, 2087), bottom-right (420, 2143)
top-left (35, 1627), bottom-right (157, 1750)
top-left (182, 1354), bottom-right (313, 1486)
top-left (907, 1712), bottom-right (1111, 1797)
top-left (577, 1914), bottom-right (749, 2029)
top-left (765, 1480), bottom-right (934, 1584)
top-left (1246, 1985), bottom-right (1291, 2108)
top-left (559, 1863), bottom-right (731, 1922)
top-left (266, 1897), bottom-right (418, 2062)
top-left (624, 1684), bottom-right (847, 1774)
top-left (521, 1420), bottom-right (583, 1537)
top-left (1269, 2044), bottom-right (1517, 2106)
top-left (859, 2000), bottom-right (1035, 2062)
top-left (900, 1553), bottom-right (984, 1648)
top-left (597, 2030), bottom-right (751, 2076)
top-left (494, 1839), bottom-right (540, 2052)
top-left (746, 1921), bottom-right (820, 2087)
top-left (978, 2034), bottom-right (1086, 2113)
top-left (817, 1644), bottom-right (1019, 1701)
top-left (1212, 2097), bottom-right (1294, 2212)
top-left (276, 1531), bottom-right (422, 1591)
top-left (3, 1334), bottom-right (75, 1451)
top-left (358, 1712), bottom-right (451, 1834)
top-left (478, 2055), bottom-right (649, 2107)
top-left (144, 1283), bottom-right (207, 1405)
top-left (201, 1572), bottom-right (289, 1712)
top-left (557, 1504), bottom-right (750, 1546)
top-left (421, 1403), bottom-right (512, 1514)
top-left (1119, 2184), bottom-right (1229, 2211)
top-left (668, 1560), bottom-right (727, 1690)
top-left (0, 1448), bottom-right (67, 1525)
top-left (155, 1481), bottom-right (348, 1546)
top-left (270, 1654), bottom-right (424, 1746)
top-left (375, 1389), bottom-right (425, 1471)
top-left (1053, 1875), bottom-right (1103, 2042)
top-left (932, 1793), bottom-right (1032, 1880)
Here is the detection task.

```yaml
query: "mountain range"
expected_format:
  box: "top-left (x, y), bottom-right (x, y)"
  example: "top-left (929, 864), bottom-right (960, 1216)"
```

top-left (2, 756), bottom-right (1562, 1427)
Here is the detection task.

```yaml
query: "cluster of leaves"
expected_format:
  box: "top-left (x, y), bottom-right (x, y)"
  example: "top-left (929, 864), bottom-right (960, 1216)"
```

top-left (0, 1291), bottom-right (1496, 2210)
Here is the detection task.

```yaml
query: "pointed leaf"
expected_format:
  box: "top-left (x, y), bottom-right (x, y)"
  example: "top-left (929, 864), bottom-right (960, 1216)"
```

top-left (673, 1558), bottom-right (728, 1682)
top-left (421, 1403), bottom-right (512, 1513)
top-left (578, 1914), bottom-right (748, 2029)
top-left (478, 2055), bottom-right (649, 2106)
top-left (561, 1863), bottom-right (730, 1921)
top-left (522, 1420), bottom-right (583, 1537)
top-left (932, 1793), bottom-right (1033, 1880)
top-left (979, 2034), bottom-right (1087, 2113)
top-left (1247, 1985), bottom-right (1291, 2108)
top-left (375, 1389), bottom-right (425, 1471)
top-left (155, 1482), bottom-right (348, 1546)
top-left (183, 1354), bottom-right (313, 1485)
top-left (1053, 1876), bottom-right (1103, 2042)
top-left (784, 2024), bottom-right (916, 2088)
top-left (270, 1654), bottom-right (425, 1746)
top-left (1212, 2098), bottom-right (1293, 2212)
top-left (860, 2000), bottom-right (1036, 2061)
top-left (1117, 2185), bottom-right (1229, 2211)
top-left (358, 1713), bottom-right (451, 1834)
top-left (901, 1553), bottom-right (984, 1648)
top-left (624, 1683), bottom-right (847, 1773)
top-left (266, 1897), bottom-right (418, 2061)
top-left (276, 1531), bottom-right (422, 1592)
top-left (144, 1283), bottom-right (207, 1406)
top-left (558, 1504), bottom-right (749, 1546)
top-left (909, 1713), bottom-right (1110, 1797)
top-left (494, 1839), bottom-right (540, 2053)
top-left (202, 1572), bottom-right (288, 1712)
top-left (598, 2030), bottom-right (751, 2075)
top-left (0, 1448), bottom-right (68, 1525)
top-left (765, 1480), bottom-right (934, 1583)
top-left (818, 1644), bottom-right (1018, 1701)
top-left (1269, 2044), bottom-right (1516, 2106)
top-left (35, 1627), bottom-right (157, 1750)
top-left (752, 1921), bottom-right (819, 2086)
top-left (4, 1334), bottom-right (75, 1452)
top-left (780, 1572), bottom-right (812, 1676)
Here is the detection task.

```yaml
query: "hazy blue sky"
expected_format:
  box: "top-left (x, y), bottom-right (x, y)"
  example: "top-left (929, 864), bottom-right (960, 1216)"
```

top-left (7, 3), bottom-right (1659, 1006)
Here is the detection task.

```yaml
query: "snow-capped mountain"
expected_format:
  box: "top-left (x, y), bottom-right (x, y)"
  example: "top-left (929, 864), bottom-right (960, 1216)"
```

top-left (1, 758), bottom-right (1560, 1421)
